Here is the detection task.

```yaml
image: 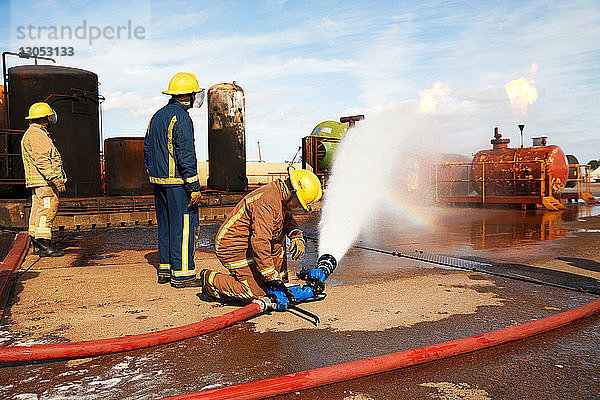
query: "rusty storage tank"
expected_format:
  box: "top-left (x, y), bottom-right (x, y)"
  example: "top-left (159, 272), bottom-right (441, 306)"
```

top-left (470, 128), bottom-right (568, 198)
top-left (104, 137), bottom-right (152, 196)
top-left (207, 82), bottom-right (247, 191)
top-left (7, 65), bottom-right (101, 197)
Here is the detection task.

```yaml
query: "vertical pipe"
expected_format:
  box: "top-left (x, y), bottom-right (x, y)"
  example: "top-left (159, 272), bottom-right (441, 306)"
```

top-left (482, 162), bottom-right (486, 204)
top-left (540, 161), bottom-right (546, 197)
top-left (467, 163), bottom-right (471, 195)
top-left (434, 163), bottom-right (438, 202)
top-left (257, 142), bottom-right (262, 163)
top-left (301, 137), bottom-right (307, 170)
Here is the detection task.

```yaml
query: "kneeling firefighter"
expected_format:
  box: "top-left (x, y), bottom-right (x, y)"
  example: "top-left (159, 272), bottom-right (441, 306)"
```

top-left (198, 167), bottom-right (322, 302)
top-left (21, 102), bottom-right (67, 257)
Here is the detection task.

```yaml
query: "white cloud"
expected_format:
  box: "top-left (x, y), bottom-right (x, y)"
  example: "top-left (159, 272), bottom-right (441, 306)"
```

top-left (102, 91), bottom-right (164, 119)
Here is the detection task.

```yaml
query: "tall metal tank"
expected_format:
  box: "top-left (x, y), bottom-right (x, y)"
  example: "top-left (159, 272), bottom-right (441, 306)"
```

top-left (8, 65), bottom-right (102, 197)
top-left (470, 128), bottom-right (568, 197)
top-left (207, 82), bottom-right (247, 192)
top-left (104, 137), bottom-right (152, 196)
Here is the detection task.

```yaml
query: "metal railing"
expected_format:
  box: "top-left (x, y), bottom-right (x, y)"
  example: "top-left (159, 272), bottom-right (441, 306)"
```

top-left (434, 159), bottom-right (551, 203)
top-left (566, 163), bottom-right (593, 200)
top-left (246, 172), bottom-right (288, 189)
top-left (0, 128), bottom-right (25, 186)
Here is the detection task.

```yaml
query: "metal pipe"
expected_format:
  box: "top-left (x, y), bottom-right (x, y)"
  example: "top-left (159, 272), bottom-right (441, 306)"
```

top-left (2, 51), bottom-right (56, 129)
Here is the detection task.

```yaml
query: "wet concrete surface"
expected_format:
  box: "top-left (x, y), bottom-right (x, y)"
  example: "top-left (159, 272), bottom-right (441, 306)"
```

top-left (0, 275), bottom-right (598, 399)
top-left (0, 203), bottom-right (599, 399)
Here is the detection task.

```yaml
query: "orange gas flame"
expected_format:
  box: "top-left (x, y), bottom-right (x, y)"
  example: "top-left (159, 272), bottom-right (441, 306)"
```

top-left (418, 81), bottom-right (451, 114)
top-left (505, 77), bottom-right (538, 114)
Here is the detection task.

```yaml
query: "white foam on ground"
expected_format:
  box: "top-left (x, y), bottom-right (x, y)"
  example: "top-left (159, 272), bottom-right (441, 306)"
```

top-left (14, 394), bottom-right (39, 400)
top-left (88, 377), bottom-right (122, 388)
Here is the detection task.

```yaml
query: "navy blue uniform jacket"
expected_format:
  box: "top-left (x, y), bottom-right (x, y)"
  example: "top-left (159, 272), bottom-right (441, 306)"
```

top-left (144, 99), bottom-right (201, 191)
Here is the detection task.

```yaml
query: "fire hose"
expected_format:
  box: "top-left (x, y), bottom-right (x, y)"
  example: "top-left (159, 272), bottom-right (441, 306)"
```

top-left (159, 297), bottom-right (600, 400)
top-left (0, 234), bottom-right (337, 364)
top-left (0, 235), bottom-right (266, 364)
top-left (154, 242), bottom-right (600, 399)
top-left (0, 302), bottom-right (264, 364)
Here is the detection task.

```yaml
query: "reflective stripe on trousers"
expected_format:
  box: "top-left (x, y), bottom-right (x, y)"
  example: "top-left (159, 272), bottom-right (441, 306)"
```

top-left (28, 185), bottom-right (59, 240)
top-left (153, 185), bottom-right (200, 282)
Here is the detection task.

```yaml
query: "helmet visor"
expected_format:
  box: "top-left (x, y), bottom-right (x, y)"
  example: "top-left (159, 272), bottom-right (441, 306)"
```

top-left (193, 90), bottom-right (205, 108)
top-left (47, 110), bottom-right (58, 125)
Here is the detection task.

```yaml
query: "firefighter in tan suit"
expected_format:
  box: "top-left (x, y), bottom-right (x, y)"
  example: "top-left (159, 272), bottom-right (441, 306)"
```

top-left (21, 102), bottom-right (67, 257)
top-left (198, 167), bottom-right (322, 302)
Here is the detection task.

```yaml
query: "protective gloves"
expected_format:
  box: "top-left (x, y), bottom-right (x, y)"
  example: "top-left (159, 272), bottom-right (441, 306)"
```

top-left (289, 236), bottom-right (306, 260)
top-left (266, 278), bottom-right (289, 294)
top-left (188, 190), bottom-right (203, 208)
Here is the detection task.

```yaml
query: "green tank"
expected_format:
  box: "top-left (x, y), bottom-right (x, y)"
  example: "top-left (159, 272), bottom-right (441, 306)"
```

top-left (308, 121), bottom-right (348, 171)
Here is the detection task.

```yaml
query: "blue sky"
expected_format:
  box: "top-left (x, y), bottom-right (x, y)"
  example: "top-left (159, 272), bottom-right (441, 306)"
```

top-left (2, 0), bottom-right (599, 163)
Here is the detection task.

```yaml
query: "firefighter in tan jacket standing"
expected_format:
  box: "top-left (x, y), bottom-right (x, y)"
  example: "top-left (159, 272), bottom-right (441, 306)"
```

top-left (198, 167), bottom-right (322, 302)
top-left (21, 102), bottom-right (66, 257)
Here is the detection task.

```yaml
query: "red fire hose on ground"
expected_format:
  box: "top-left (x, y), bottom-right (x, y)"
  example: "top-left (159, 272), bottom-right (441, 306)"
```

top-left (0, 232), bottom-right (30, 317)
top-left (0, 302), bottom-right (262, 363)
top-left (160, 297), bottom-right (600, 400)
top-left (0, 232), bottom-right (263, 364)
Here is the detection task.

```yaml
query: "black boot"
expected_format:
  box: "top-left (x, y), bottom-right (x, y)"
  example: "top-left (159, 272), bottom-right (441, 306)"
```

top-left (157, 275), bottom-right (170, 284)
top-left (38, 238), bottom-right (64, 257)
top-left (30, 236), bottom-right (40, 255)
top-left (171, 269), bottom-right (209, 289)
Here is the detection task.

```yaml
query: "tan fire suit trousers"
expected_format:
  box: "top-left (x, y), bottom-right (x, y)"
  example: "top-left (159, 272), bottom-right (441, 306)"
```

top-left (28, 185), bottom-right (59, 240)
top-left (206, 241), bottom-right (288, 301)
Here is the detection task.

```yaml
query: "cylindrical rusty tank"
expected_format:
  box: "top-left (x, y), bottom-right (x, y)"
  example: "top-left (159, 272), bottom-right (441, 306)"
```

top-left (207, 82), bottom-right (247, 192)
top-left (8, 65), bottom-right (102, 197)
top-left (104, 137), bottom-right (152, 196)
top-left (470, 129), bottom-right (568, 197)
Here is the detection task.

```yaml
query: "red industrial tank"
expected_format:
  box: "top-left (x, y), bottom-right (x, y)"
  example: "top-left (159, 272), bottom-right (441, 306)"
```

top-left (470, 128), bottom-right (568, 198)
top-left (104, 137), bottom-right (152, 196)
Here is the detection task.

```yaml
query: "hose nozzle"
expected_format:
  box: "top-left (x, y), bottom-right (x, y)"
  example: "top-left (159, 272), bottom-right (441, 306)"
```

top-left (316, 254), bottom-right (337, 280)
top-left (295, 254), bottom-right (337, 297)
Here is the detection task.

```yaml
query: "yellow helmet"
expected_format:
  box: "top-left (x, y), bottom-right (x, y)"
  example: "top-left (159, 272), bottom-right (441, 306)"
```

top-left (162, 72), bottom-right (201, 95)
top-left (25, 102), bottom-right (55, 120)
top-left (287, 167), bottom-right (323, 211)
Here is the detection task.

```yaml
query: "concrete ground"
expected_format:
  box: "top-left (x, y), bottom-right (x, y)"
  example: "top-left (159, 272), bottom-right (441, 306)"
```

top-left (0, 198), bottom-right (599, 399)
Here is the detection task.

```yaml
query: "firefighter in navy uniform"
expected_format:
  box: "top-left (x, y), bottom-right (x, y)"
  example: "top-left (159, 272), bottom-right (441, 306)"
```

top-left (144, 72), bottom-right (205, 288)
top-left (21, 102), bottom-right (67, 257)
